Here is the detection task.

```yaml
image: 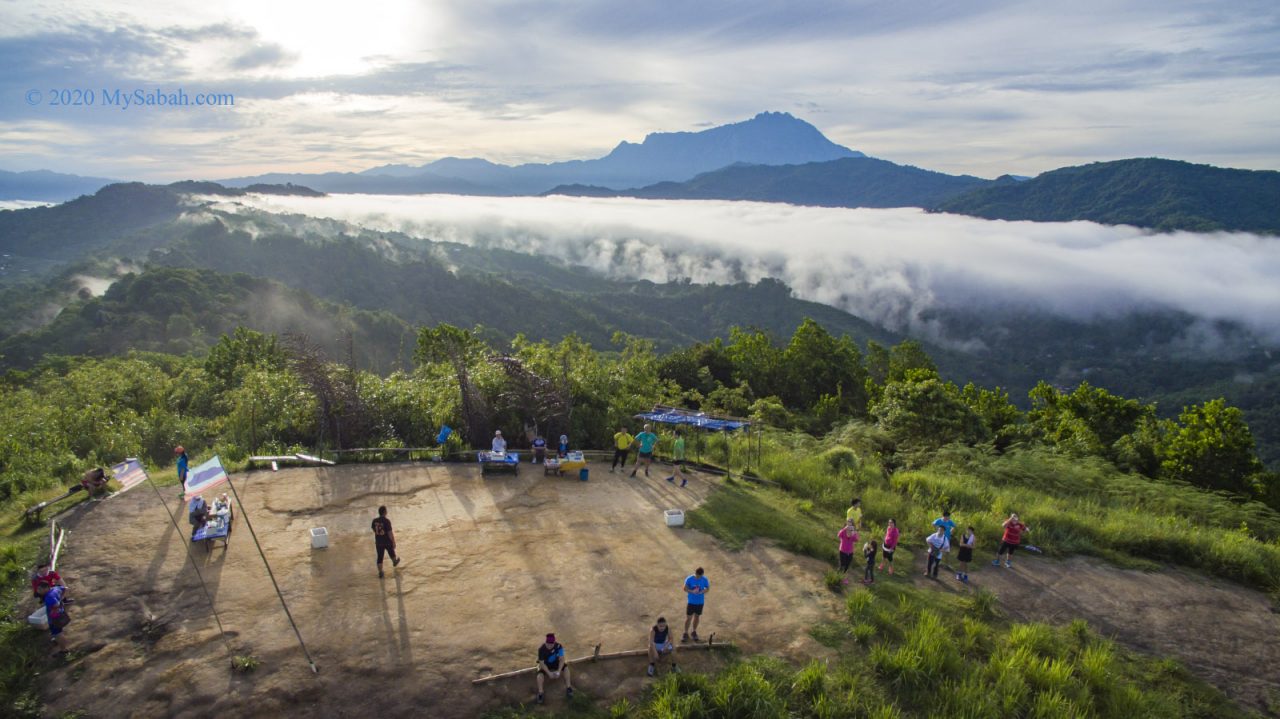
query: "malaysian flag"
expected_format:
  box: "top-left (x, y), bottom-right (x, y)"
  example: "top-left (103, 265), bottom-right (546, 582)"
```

top-left (110, 458), bottom-right (149, 494)
top-left (184, 455), bottom-right (230, 500)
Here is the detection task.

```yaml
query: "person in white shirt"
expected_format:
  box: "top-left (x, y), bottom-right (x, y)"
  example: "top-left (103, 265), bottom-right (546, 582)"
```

top-left (492, 430), bottom-right (507, 453)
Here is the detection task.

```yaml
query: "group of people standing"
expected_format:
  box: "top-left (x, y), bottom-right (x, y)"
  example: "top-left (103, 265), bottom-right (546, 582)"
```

top-left (533, 567), bottom-right (711, 705)
top-left (611, 424), bottom-right (689, 486)
top-left (835, 499), bottom-right (1032, 586)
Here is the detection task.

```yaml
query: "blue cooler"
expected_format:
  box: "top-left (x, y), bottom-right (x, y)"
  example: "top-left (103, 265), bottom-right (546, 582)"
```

top-left (579, 468), bottom-right (589, 482)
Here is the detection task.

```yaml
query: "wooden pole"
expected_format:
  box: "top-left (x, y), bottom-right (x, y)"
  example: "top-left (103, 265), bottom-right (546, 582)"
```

top-left (471, 635), bottom-right (730, 685)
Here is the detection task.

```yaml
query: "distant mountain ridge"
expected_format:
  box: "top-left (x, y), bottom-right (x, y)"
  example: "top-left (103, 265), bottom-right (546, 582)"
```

top-left (545, 157), bottom-right (992, 209)
top-left (936, 158), bottom-right (1280, 234)
top-left (225, 112), bottom-right (862, 195)
top-left (0, 169), bottom-right (117, 202)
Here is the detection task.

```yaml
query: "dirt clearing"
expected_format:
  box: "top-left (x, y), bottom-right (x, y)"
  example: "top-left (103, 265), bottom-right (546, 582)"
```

top-left (40, 463), bottom-right (838, 717)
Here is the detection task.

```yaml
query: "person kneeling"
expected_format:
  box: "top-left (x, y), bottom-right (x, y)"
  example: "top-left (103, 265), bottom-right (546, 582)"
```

top-left (647, 617), bottom-right (679, 676)
top-left (536, 633), bottom-right (573, 704)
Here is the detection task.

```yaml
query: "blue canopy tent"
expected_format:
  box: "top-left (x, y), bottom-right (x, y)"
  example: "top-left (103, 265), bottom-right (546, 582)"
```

top-left (633, 406), bottom-right (756, 477)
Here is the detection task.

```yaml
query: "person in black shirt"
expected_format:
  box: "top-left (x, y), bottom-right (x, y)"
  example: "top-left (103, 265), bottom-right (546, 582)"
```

top-left (535, 632), bottom-right (573, 704)
top-left (646, 616), bottom-right (679, 676)
top-left (371, 506), bottom-right (401, 578)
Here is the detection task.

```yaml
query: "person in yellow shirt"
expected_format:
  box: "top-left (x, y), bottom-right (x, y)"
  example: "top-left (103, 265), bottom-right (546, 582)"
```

top-left (611, 426), bottom-right (634, 473)
top-left (846, 497), bottom-right (863, 530)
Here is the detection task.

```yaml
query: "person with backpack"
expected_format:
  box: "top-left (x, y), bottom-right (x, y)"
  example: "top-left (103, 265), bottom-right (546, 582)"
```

top-left (925, 526), bottom-right (947, 579)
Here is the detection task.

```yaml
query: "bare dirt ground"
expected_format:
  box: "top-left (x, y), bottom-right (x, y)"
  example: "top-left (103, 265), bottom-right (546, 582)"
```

top-left (38, 462), bottom-right (839, 718)
top-left (33, 462), bottom-right (1280, 717)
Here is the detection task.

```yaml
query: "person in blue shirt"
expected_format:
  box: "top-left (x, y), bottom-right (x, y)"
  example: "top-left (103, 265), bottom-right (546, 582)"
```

top-left (535, 633), bottom-right (573, 704)
top-left (681, 567), bottom-right (710, 642)
top-left (174, 446), bottom-right (189, 499)
top-left (932, 509), bottom-right (957, 553)
top-left (36, 580), bottom-right (69, 655)
top-left (531, 435), bottom-right (547, 464)
top-left (558, 435), bottom-right (569, 458)
top-left (630, 424), bottom-right (659, 478)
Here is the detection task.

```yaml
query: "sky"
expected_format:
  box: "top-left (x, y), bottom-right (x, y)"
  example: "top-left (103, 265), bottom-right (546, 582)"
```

top-left (1, 0), bottom-right (1278, 181)
top-left (231, 193), bottom-right (1280, 346)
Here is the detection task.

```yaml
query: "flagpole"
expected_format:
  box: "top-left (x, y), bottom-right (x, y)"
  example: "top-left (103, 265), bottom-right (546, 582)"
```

top-left (144, 472), bottom-right (235, 661)
top-left (224, 472), bottom-right (319, 673)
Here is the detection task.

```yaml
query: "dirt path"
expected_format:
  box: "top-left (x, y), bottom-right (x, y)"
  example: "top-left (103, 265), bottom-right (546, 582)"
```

top-left (40, 463), bottom-right (838, 718)
top-left (898, 550), bottom-right (1280, 714)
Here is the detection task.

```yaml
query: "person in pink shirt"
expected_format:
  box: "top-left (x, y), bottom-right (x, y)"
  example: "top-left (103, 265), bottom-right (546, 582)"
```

top-left (837, 519), bottom-right (859, 585)
top-left (878, 518), bottom-right (899, 575)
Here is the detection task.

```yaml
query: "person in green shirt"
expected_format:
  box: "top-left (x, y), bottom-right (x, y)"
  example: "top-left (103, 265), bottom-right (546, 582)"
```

top-left (611, 427), bottom-right (634, 473)
top-left (665, 430), bottom-right (688, 487)
top-left (630, 423), bottom-right (659, 478)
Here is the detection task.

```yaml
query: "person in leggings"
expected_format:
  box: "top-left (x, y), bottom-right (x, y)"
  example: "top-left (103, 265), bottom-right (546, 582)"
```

top-left (925, 526), bottom-right (946, 579)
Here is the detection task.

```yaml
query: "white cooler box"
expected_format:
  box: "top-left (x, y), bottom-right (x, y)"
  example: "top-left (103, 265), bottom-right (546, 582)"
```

top-left (665, 509), bottom-right (685, 527)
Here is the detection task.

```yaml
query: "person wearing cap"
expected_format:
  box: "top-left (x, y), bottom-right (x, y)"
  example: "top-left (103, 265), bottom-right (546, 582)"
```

top-left (491, 430), bottom-right (507, 454)
top-left (629, 424), bottom-right (659, 478)
top-left (535, 632), bottom-right (573, 704)
top-left (646, 616), bottom-right (679, 676)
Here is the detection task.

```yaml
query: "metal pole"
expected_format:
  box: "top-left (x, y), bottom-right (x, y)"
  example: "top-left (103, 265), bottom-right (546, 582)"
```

top-left (224, 474), bottom-right (319, 673)
top-left (144, 476), bottom-right (235, 660)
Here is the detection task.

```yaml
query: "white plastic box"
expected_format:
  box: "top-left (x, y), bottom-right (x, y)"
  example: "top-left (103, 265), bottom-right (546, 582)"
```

top-left (28, 605), bottom-right (48, 628)
top-left (310, 527), bottom-right (329, 549)
top-left (665, 509), bottom-right (685, 527)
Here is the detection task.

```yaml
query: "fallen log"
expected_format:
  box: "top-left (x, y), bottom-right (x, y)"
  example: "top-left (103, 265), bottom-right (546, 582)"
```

top-left (472, 634), bottom-right (732, 685)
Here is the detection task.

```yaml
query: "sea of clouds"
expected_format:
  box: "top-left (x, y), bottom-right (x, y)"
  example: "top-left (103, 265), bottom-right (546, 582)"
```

top-left (235, 193), bottom-right (1280, 345)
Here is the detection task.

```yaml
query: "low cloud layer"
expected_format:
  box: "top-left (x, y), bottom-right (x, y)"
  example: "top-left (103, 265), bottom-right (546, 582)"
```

top-left (237, 193), bottom-right (1280, 345)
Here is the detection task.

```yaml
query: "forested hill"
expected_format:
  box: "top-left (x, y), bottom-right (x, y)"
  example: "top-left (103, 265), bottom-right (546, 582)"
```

top-left (935, 158), bottom-right (1280, 233)
top-left (546, 157), bottom-right (992, 208)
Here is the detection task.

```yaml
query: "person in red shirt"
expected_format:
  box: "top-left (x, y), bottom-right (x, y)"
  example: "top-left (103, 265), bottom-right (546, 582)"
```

top-left (993, 512), bottom-right (1029, 569)
top-left (30, 560), bottom-right (64, 598)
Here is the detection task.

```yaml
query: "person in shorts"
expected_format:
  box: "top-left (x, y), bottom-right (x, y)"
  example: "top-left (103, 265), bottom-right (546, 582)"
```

top-left (932, 509), bottom-right (956, 553)
top-left (630, 424), bottom-right (659, 478)
top-left (532, 434), bottom-right (547, 464)
top-left (956, 526), bottom-right (976, 583)
top-left (665, 430), bottom-right (688, 487)
top-left (536, 633), bottom-right (573, 704)
top-left (879, 518), bottom-right (899, 575)
top-left (646, 616), bottom-right (679, 676)
top-left (994, 513), bottom-right (1029, 568)
top-left (682, 567), bottom-right (710, 642)
top-left (372, 505), bottom-right (401, 578)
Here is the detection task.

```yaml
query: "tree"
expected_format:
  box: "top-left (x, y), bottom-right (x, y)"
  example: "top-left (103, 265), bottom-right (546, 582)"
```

top-left (415, 323), bottom-right (491, 446)
top-left (871, 370), bottom-right (987, 451)
top-left (205, 326), bottom-right (284, 392)
top-left (1160, 399), bottom-right (1264, 496)
top-left (725, 327), bottom-right (783, 400)
top-left (780, 318), bottom-right (868, 416)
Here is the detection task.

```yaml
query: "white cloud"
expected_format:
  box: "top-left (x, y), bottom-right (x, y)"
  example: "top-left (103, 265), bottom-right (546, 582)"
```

top-left (234, 193), bottom-right (1280, 344)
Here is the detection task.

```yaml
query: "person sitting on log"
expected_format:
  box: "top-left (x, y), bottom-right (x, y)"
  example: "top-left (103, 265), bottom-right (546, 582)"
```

top-left (646, 616), bottom-right (679, 676)
top-left (536, 632), bottom-right (573, 704)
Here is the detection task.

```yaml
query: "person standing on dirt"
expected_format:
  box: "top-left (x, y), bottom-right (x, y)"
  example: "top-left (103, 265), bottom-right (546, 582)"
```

top-left (862, 538), bottom-right (879, 584)
top-left (993, 513), bottom-right (1029, 569)
top-left (174, 446), bottom-right (189, 499)
top-left (630, 424), bottom-right (659, 478)
top-left (879, 519), bottom-right (899, 575)
top-left (647, 616), bottom-right (679, 676)
top-left (925, 526), bottom-right (946, 579)
top-left (682, 567), bottom-right (710, 642)
top-left (372, 506), bottom-right (401, 578)
top-left (847, 497), bottom-right (863, 530)
top-left (837, 519), bottom-right (858, 584)
top-left (956, 526), bottom-right (976, 583)
top-left (611, 426), bottom-right (633, 473)
top-left (535, 633), bottom-right (573, 704)
top-left (665, 430), bottom-right (689, 487)
top-left (932, 509), bottom-right (956, 553)
top-left (532, 434), bottom-right (547, 464)
top-left (36, 580), bottom-right (69, 655)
